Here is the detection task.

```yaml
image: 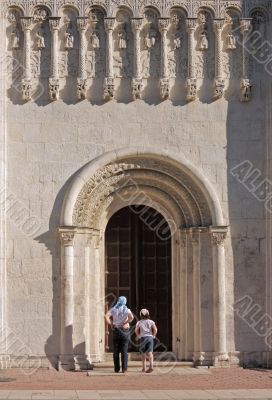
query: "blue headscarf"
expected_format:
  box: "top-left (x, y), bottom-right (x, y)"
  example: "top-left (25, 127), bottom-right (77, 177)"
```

top-left (111, 296), bottom-right (128, 313)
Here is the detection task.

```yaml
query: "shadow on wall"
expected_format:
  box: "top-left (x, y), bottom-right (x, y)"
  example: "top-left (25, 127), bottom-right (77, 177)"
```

top-left (35, 171), bottom-right (78, 370)
top-left (226, 14), bottom-right (269, 367)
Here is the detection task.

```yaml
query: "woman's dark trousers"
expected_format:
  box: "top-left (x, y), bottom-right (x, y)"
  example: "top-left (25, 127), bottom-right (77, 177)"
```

top-left (113, 328), bottom-right (130, 372)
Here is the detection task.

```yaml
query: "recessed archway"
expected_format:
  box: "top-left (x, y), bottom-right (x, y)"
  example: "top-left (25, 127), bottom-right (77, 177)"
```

top-left (58, 147), bottom-right (228, 370)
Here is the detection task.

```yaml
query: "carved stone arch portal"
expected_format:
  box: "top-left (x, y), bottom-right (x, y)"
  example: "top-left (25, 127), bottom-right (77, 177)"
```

top-left (57, 148), bottom-right (229, 371)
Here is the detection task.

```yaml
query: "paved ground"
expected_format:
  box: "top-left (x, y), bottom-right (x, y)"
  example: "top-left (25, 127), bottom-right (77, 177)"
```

top-left (0, 389), bottom-right (272, 399)
top-left (0, 368), bottom-right (272, 399)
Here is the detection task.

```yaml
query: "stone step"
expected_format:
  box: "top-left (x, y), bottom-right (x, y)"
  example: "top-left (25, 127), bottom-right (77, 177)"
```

top-left (104, 352), bottom-right (184, 362)
top-left (92, 361), bottom-right (194, 369)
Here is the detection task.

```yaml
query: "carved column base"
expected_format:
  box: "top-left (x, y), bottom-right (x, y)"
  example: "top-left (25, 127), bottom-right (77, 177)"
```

top-left (193, 351), bottom-right (206, 366)
top-left (213, 352), bottom-right (230, 367)
top-left (160, 78), bottom-right (170, 100)
top-left (49, 77), bottom-right (60, 101)
top-left (213, 78), bottom-right (225, 100)
top-left (58, 354), bottom-right (75, 371)
top-left (77, 77), bottom-right (87, 100)
top-left (186, 78), bottom-right (197, 102)
top-left (240, 78), bottom-right (252, 102)
top-left (104, 77), bottom-right (114, 100)
top-left (22, 78), bottom-right (32, 101)
top-left (132, 77), bottom-right (143, 100)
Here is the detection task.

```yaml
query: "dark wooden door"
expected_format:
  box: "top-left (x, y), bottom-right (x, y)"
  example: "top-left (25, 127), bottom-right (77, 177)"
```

top-left (105, 206), bottom-right (172, 352)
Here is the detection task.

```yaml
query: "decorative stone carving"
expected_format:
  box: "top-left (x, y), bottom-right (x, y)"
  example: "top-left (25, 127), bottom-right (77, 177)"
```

top-left (145, 25), bottom-right (157, 49)
top-left (104, 18), bottom-right (115, 100)
top-left (104, 76), bottom-right (114, 100)
top-left (36, 24), bottom-right (46, 49)
top-left (159, 18), bottom-right (170, 100)
top-left (199, 30), bottom-right (208, 50)
top-left (59, 229), bottom-right (76, 246)
top-left (131, 18), bottom-right (143, 99)
top-left (20, 16), bottom-right (33, 101)
top-left (210, 230), bottom-right (227, 246)
top-left (33, 8), bottom-right (48, 23)
top-left (227, 31), bottom-right (236, 50)
top-left (213, 19), bottom-right (225, 100)
top-left (240, 18), bottom-right (252, 102)
top-left (49, 17), bottom-right (61, 101)
top-left (11, 26), bottom-right (20, 49)
top-left (118, 24), bottom-right (128, 49)
top-left (90, 30), bottom-right (100, 49)
top-left (49, 77), bottom-right (59, 101)
top-left (77, 17), bottom-right (88, 100)
top-left (186, 18), bottom-right (198, 102)
top-left (65, 22), bottom-right (74, 50)
top-left (240, 78), bottom-right (252, 102)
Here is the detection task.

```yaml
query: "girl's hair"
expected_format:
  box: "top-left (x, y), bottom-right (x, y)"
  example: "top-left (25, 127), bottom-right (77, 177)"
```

top-left (140, 311), bottom-right (150, 319)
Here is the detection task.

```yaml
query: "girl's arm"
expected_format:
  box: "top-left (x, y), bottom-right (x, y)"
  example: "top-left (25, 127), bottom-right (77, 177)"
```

top-left (152, 322), bottom-right (158, 338)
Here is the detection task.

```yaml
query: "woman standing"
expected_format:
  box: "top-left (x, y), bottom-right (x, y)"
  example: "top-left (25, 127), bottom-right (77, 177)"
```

top-left (135, 309), bottom-right (158, 373)
top-left (105, 296), bottom-right (134, 373)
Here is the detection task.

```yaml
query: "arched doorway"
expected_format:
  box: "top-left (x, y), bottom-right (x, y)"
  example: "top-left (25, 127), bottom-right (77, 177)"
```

top-left (105, 205), bottom-right (172, 352)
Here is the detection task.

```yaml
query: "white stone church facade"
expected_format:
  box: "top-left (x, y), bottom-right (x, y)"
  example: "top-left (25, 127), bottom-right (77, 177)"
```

top-left (0, 0), bottom-right (272, 371)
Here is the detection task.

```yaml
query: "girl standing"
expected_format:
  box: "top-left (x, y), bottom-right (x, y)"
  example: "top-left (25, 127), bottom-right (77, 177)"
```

top-left (135, 309), bottom-right (158, 373)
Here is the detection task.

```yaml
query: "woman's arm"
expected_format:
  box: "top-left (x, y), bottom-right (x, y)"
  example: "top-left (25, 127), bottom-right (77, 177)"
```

top-left (105, 311), bottom-right (113, 328)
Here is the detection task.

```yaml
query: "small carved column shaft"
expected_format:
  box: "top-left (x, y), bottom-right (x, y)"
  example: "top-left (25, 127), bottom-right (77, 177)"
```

top-left (49, 17), bottom-right (61, 101)
top-left (213, 19), bottom-right (225, 99)
top-left (104, 18), bottom-right (115, 100)
top-left (210, 227), bottom-right (229, 363)
top-left (131, 18), bottom-right (143, 100)
top-left (240, 19), bottom-right (252, 102)
top-left (185, 18), bottom-right (197, 102)
top-left (159, 18), bottom-right (170, 100)
top-left (77, 17), bottom-right (88, 100)
top-left (59, 228), bottom-right (76, 371)
top-left (20, 17), bottom-right (32, 101)
top-left (191, 230), bottom-right (203, 365)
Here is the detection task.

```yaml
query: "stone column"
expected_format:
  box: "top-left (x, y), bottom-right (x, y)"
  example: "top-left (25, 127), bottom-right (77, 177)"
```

top-left (179, 231), bottom-right (188, 360)
top-left (49, 17), bottom-right (61, 101)
top-left (240, 19), bottom-right (252, 102)
top-left (20, 17), bottom-right (32, 101)
top-left (210, 226), bottom-right (229, 365)
top-left (185, 18), bottom-right (198, 102)
top-left (131, 18), bottom-right (143, 100)
top-left (213, 19), bottom-right (225, 99)
top-left (158, 18), bottom-right (170, 100)
top-left (77, 17), bottom-right (88, 100)
top-left (104, 18), bottom-right (115, 100)
top-left (59, 228), bottom-right (77, 371)
top-left (191, 229), bottom-right (205, 365)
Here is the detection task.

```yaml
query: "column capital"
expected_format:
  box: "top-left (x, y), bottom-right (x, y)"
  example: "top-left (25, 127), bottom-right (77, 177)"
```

top-left (240, 18), bottom-right (252, 35)
top-left (131, 18), bottom-right (143, 32)
top-left (58, 227), bottom-right (77, 246)
top-left (209, 226), bottom-right (228, 246)
top-left (185, 18), bottom-right (198, 32)
top-left (49, 17), bottom-right (61, 31)
top-left (104, 17), bottom-right (115, 31)
top-left (20, 16), bottom-right (33, 31)
top-left (77, 16), bottom-right (89, 31)
top-left (213, 19), bottom-right (225, 32)
top-left (158, 18), bottom-right (170, 32)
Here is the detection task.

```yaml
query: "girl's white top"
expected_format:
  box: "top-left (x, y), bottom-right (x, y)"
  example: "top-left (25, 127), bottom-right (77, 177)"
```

top-left (136, 319), bottom-right (155, 338)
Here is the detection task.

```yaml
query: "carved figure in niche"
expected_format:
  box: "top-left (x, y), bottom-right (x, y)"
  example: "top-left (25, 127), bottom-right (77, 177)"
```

top-left (11, 26), bottom-right (20, 49)
top-left (7, 11), bottom-right (17, 24)
top-left (199, 30), bottom-right (208, 50)
top-left (227, 31), bottom-right (236, 50)
top-left (65, 23), bottom-right (74, 50)
top-left (145, 25), bottom-right (157, 49)
top-left (91, 29), bottom-right (100, 49)
top-left (174, 28), bottom-right (182, 50)
top-left (118, 25), bottom-right (127, 50)
top-left (35, 8), bottom-right (48, 22)
top-left (36, 24), bottom-right (46, 49)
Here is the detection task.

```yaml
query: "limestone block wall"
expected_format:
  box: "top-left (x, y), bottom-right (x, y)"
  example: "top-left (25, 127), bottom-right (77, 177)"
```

top-left (1, 0), bottom-right (271, 368)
